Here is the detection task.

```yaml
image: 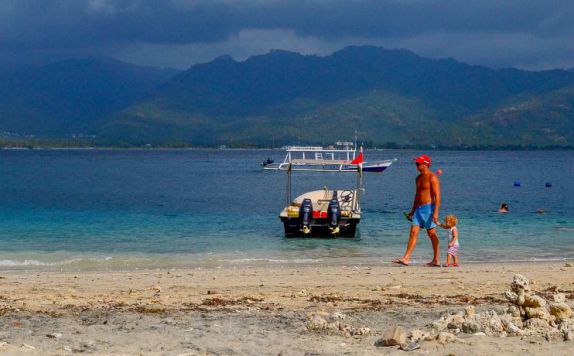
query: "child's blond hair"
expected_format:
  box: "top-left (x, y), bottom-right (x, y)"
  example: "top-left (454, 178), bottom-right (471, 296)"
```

top-left (445, 215), bottom-right (458, 227)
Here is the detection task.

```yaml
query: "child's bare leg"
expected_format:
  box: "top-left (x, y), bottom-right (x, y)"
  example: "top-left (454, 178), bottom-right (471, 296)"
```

top-left (446, 254), bottom-right (452, 266)
top-left (454, 255), bottom-right (459, 265)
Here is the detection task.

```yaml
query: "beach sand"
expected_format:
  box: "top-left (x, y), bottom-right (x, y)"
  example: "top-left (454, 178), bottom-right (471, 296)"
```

top-left (0, 262), bottom-right (573, 355)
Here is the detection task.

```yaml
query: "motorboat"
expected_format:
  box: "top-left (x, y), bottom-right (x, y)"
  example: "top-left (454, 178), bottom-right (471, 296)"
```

top-left (263, 142), bottom-right (396, 237)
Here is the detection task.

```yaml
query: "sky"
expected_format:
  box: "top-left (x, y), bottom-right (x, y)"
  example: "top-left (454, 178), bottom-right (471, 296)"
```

top-left (1, 0), bottom-right (574, 71)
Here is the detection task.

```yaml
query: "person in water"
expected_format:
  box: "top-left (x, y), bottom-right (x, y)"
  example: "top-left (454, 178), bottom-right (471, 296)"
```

top-left (393, 154), bottom-right (441, 266)
top-left (438, 215), bottom-right (459, 267)
top-left (498, 203), bottom-right (509, 213)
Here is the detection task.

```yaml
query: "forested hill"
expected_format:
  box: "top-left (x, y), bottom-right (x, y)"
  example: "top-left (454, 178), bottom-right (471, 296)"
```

top-left (2, 47), bottom-right (574, 148)
top-left (0, 58), bottom-right (178, 135)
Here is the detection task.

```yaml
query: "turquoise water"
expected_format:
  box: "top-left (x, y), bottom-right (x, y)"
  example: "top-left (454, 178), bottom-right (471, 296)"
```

top-left (0, 149), bottom-right (573, 270)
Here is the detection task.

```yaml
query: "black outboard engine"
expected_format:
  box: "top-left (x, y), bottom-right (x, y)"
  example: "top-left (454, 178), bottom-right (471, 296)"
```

top-left (299, 198), bottom-right (313, 234)
top-left (327, 191), bottom-right (341, 234)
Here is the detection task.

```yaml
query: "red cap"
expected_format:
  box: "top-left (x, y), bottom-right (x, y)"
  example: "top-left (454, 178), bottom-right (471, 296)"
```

top-left (413, 154), bottom-right (431, 166)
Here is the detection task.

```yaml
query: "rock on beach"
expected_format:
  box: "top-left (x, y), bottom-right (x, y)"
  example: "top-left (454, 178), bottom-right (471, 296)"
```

top-left (432, 273), bottom-right (574, 342)
top-left (375, 326), bottom-right (407, 347)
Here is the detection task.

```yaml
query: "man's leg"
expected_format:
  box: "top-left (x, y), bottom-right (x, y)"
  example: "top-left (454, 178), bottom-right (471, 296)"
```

top-left (426, 228), bottom-right (440, 266)
top-left (394, 225), bottom-right (421, 265)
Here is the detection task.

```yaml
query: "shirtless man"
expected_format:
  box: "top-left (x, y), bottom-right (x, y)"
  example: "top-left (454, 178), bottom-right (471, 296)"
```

top-left (393, 154), bottom-right (441, 266)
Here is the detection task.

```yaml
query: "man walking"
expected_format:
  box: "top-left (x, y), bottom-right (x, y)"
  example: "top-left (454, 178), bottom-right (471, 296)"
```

top-left (393, 154), bottom-right (441, 266)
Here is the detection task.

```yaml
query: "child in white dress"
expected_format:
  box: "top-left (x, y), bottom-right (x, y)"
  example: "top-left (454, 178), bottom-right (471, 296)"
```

top-left (438, 215), bottom-right (459, 267)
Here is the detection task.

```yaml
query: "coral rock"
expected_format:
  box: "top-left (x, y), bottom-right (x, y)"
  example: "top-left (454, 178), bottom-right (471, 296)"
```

top-left (408, 329), bottom-right (429, 343)
top-left (526, 307), bottom-right (551, 321)
top-left (447, 314), bottom-right (465, 329)
top-left (504, 290), bottom-right (519, 304)
top-left (329, 312), bottom-right (346, 322)
top-left (516, 293), bottom-right (526, 306)
top-left (376, 326), bottom-right (407, 347)
top-left (553, 293), bottom-right (566, 303)
top-left (431, 319), bottom-right (448, 333)
top-left (525, 318), bottom-right (550, 335)
top-left (464, 306), bottom-right (476, 317)
top-left (437, 332), bottom-right (456, 345)
top-left (507, 305), bottom-right (520, 318)
top-left (353, 327), bottom-right (371, 336)
top-left (462, 320), bottom-right (481, 334)
top-left (306, 314), bottom-right (328, 331)
top-left (549, 302), bottom-right (572, 321)
top-left (545, 328), bottom-right (562, 341)
top-left (524, 295), bottom-right (546, 308)
top-left (500, 315), bottom-right (524, 336)
top-left (511, 274), bottom-right (531, 293)
top-left (487, 312), bottom-right (506, 336)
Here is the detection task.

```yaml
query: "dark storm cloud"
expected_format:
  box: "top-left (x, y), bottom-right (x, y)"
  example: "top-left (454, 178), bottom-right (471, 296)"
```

top-left (1, 0), bottom-right (574, 69)
top-left (0, 0), bottom-right (236, 49)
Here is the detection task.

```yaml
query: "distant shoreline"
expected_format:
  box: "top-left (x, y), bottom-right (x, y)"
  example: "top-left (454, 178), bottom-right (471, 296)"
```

top-left (1, 144), bottom-right (573, 151)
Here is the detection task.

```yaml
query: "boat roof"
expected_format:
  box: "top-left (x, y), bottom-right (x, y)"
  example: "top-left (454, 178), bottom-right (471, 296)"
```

top-left (284, 144), bottom-right (355, 153)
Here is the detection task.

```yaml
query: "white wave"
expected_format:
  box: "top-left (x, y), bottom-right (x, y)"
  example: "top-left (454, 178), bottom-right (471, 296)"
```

top-left (220, 258), bottom-right (321, 264)
top-left (0, 259), bottom-right (73, 266)
top-left (0, 257), bottom-right (113, 267)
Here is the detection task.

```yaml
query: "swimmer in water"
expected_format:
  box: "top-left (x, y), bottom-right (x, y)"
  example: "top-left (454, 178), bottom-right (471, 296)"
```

top-left (498, 203), bottom-right (509, 213)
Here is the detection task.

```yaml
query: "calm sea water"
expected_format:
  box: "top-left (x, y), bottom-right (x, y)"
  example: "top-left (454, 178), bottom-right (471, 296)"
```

top-left (0, 149), bottom-right (573, 270)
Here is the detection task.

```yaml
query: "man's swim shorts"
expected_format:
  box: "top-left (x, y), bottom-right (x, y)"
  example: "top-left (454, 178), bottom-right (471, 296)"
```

top-left (412, 203), bottom-right (436, 229)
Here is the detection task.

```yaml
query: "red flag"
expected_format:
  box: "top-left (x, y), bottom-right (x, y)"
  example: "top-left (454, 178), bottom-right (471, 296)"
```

top-left (351, 152), bottom-right (364, 164)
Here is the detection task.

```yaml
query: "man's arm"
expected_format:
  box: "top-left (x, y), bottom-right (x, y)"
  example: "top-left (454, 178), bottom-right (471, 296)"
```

top-left (409, 193), bottom-right (419, 214)
top-left (430, 175), bottom-right (441, 223)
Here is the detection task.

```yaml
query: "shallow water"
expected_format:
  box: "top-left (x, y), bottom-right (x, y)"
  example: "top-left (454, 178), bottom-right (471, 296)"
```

top-left (0, 149), bottom-right (573, 270)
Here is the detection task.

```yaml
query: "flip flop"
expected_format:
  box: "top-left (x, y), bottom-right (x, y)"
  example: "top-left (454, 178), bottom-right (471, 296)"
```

top-left (392, 259), bottom-right (409, 266)
top-left (425, 262), bottom-right (441, 267)
top-left (400, 342), bottom-right (420, 351)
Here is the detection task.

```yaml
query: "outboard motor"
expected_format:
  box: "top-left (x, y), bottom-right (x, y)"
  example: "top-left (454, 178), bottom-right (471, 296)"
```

top-left (299, 198), bottom-right (313, 234)
top-left (327, 191), bottom-right (341, 234)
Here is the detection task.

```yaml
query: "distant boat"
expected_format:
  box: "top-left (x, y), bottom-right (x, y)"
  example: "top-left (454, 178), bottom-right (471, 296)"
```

top-left (263, 142), bottom-right (396, 237)
top-left (260, 158), bottom-right (274, 167)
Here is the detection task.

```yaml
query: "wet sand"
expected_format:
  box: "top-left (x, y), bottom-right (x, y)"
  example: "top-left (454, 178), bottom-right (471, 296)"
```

top-left (0, 261), bottom-right (573, 355)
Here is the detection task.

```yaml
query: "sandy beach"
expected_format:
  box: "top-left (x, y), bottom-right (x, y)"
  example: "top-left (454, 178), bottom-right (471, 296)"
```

top-left (0, 261), bottom-right (572, 355)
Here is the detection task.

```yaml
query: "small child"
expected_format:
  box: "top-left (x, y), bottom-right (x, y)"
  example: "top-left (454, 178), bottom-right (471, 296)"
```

top-left (438, 215), bottom-right (459, 267)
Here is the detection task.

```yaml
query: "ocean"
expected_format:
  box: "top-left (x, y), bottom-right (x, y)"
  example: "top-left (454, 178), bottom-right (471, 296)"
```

top-left (1, 149), bottom-right (573, 270)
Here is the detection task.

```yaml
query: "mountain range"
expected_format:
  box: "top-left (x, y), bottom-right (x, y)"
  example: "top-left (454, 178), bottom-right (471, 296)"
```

top-left (1, 47), bottom-right (574, 148)
top-left (0, 58), bottom-right (178, 136)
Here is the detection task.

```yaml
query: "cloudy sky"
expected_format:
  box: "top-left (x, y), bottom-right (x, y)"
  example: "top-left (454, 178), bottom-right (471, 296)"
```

top-left (1, 0), bottom-right (574, 71)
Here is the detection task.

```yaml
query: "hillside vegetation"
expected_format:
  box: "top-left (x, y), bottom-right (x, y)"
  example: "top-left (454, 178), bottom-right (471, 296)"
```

top-left (1, 47), bottom-right (574, 148)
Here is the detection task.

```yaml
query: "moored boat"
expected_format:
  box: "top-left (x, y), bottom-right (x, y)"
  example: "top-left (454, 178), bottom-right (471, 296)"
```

top-left (264, 142), bottom-right (395, 238)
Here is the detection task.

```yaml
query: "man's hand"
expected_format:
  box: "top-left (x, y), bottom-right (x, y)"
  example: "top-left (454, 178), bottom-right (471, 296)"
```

top-left (432, 212), bottom-right (439, 223)
top-left (407, 212), bottom-right (414, 221)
